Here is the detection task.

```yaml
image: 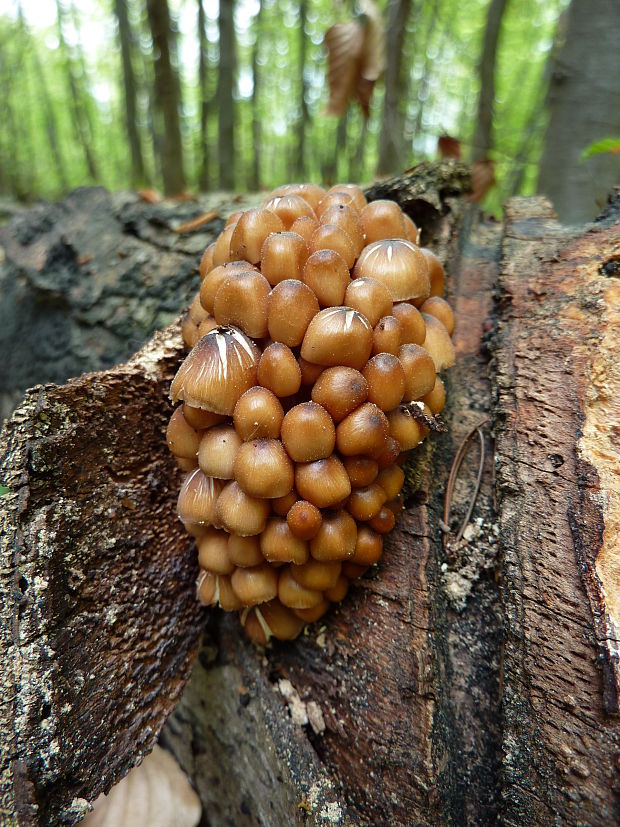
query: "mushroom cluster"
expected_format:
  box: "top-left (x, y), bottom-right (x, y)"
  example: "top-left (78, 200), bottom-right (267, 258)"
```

top-left (167, 183), bottom-right (456, 644)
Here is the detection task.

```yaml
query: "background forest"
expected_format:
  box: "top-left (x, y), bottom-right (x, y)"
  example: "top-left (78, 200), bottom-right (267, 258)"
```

top-left (0, 0), bottom-right (618, 220)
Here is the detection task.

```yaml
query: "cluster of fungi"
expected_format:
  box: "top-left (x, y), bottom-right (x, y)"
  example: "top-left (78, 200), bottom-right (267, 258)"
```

top-left (166, 182), bottom-right (456, 644)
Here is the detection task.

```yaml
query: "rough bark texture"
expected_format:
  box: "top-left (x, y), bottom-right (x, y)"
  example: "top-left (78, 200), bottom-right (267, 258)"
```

top-left (494, 194), bottom-right (620, 824)
top-left (537, 0), bottom-right (620, 224)
top-left (0, 166), bottom-right (618, 826)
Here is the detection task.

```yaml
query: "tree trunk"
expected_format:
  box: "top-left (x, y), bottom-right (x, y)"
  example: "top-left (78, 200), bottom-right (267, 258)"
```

top-left (1, 167), bottom-right (618, 826)
top-left (146, 0), bottom-right (186, 196)
top-left (472, 0), bottom-right (508, 162)
top-left (55, 0), bottom-right (98, 182)
top-left (294, 0), bottom-right (309, 180)
top-left (537, 0), bottom-right (620, 223)
top-left (249, 0), bottom-right (263, 191)
top-left (377, 0), bottom-right (412, 176)
top-left (114, 0), bottom-right (147, 186)
top-left (217, 0), bottom-right (236, 191)
top-left (197, 0), bottom-right (210, 192)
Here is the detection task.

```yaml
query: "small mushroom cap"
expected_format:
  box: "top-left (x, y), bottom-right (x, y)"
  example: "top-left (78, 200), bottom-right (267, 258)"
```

top-left (198, 528), bottom-right (235, 575)
top-left (233, 438), bottom-right (294, 499)
top-left (198, 424), bottom-right (241, 479)
top-left (301, 307), bottom-right (373, 371)
top-left (231, 563), bottom-right (278, 605)
top-left (260, 517), bottom-right (309, 564)
top-left (280, 402), bottom-right (336, 462)
top-left (309, 224), bottom-right (356, 269)
top-left (233, 386), bottom-right (284, 441)
top-left (278, 567), bottom-right (324, 609)
top-left (227, 533), bottom-right (264, 567)
top-left (264, 194), bottom-right (316, 228)
top-left (295, 455), bottom-right (351, 509)
top-left (166, 406), bottom-right (201, 459)
top-left (213, 271), bottom-right (271, 338)
top-left (347, 483), bottom-right (387, 521)
top-left (257, 342), bottom-right (302, 398)
top-left (260, 231), bottom-right (309, 285)
top-left (353, 239), bottom-right (430, 302)
top-left (359, 200), bottom-right (407, 244)
top-left (242, 600), bottom-right (306, 644)
top-left (170, 326), bottom-right (260, 415)
top-left (352, 525), bottom-right (384, 565)
top-left (398, 343), bottom-right (437, 401)
top-left (229, 208), bottom-right (285, 264)
top-left (392, 302), bottom-right (426, 345)
top-left (286, 499), bottom-right (323, 540)
top-left (215, 481), bottom-right (271, 536)
top-left (344, 277), bottom-right (393, 327)
top-left (372, 315), bottom-right (403, 356)
top-left (325, 574), bottom-right (349, 603)
top-left (309, 510), bottom-right (357, 561)
top-left (291, 559), bottom-right (342, 591)
top-left (335, 403), bottom-right (390, 457)
top-left (421, 313), bottom-right (456, 370)
top-left (311, 366), bottom-right (368, 423)
top-left (302, 249), bottom-right (351, 308)
top-left (421, 247), bottom-right (445, 296)
top-left (177, 469), bottom-right (223, 527)
top-left (267, 279), bottom-right (319, 346)
top-left (420, 296), bottom-right (455, 336)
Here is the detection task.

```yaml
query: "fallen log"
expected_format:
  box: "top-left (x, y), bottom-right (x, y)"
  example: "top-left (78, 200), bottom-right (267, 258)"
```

top-left (1, 169), bottom-right (618, 826)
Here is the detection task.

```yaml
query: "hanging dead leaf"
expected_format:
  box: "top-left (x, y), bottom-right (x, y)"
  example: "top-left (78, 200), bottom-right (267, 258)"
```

top-left (82, 745), bottom-right (201, 827)
top-left (137, 188), bottom-right (163, 204)
top-left (468, 159), bottom-right (496, 203)
top-left (324, 0), bottom-right (385, 119)
top-left (438, 135), bottom-right (462, 159)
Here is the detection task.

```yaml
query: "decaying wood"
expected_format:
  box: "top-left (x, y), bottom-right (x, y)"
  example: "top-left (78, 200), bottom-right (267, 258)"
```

top-left (0, 168), bottom-right (618, 826)
top-left (0, 326), bottom-right (201, 826)
top-left (494, 194), bottom-right (620, 824)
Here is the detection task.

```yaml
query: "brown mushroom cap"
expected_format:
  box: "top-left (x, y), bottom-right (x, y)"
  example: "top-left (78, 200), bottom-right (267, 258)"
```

top-left (301, 308), bottom-right (373, 371)
top-left (260, 231), bottom-right (309, 286)
top-left (260, 517), bottom-right (309, 564)
top-left (372, 315), bottom-right (404, 356)
top-left (311, 366), bottom-right (368, 423)
top-left (392, 302), bottom-right (426, 345)
top-left (398, 343), bottom-right (437, 401)
top-left (291, 559), bottom-right (342, 590)
top-left (278, 567), bottom-right (324, 609)
top-left (309, 510), bottom-right (357, 561)
top-left (421, 313), bottom-right (456, 370)
top-left (177, 469), bottom-right (223, 527)
top-left (286, 499), bottom-right (323, 540)
top-left (359, 200), bottom-right (407, 244)
top-left (421, 248), bottom-right (445, 296)
top-left (295, 455), bottom-right (351, 509)
top-left (198, 424), bottom-right (241, 479)
top-left (309, 224), bottom-right (356, 269)
top-left (198, 528), bottom-right (235, 575)
top-left (344, 277), bottom-right (393, 327)
top-left (166, 406), bottom-right (201, 459)
top-left (227, 533), bottom-right (264, 567)
top-left (336, 403), bottom-right (390, 457)
top-left (263, 194), bottom-right (316, 228)
top-left (420, 296), bottom-right (455, 336)
top-left (213, 271), bottom-right (271, 338)
top-left (267, 279), bottom-right (319, 347)
top-left (233, 438), bottom-right (294, 499)
top-left (229, 208), bottom-right (285, 264)
top-left (170, 326), bottom-right (260, 414)
top-left (353, 239), bottom-right (430, 302)
top-left (257, 342), bottom-right (302, 397)
top-left (233, 386), bottom-right (284, 441)
top-left (280, 401), bottom-right (336, 462)
top-left (362, 353), bottom-right (406, 412)
top-left (215, 480), bottom-right (271, 536)
top-left (231, 564), bottom-right (278, 605)
top-left (302, 249), bottom-right (351, 308)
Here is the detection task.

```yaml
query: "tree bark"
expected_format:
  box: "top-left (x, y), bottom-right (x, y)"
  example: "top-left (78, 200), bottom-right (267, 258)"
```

top-left (217, 0), bottom-right (236, 191)
top-left (537, 0), bottom-right (620, 223)
top-left (197, 0), bottom-right (210, 192)
top-left (294, 0), bottom-right (309, 180)
top-left (249, 0), bottom-right (263, 192)
top-left (55, 0), bottom-right (99, 182)
top-left (146, 0), bottom-right (186, 196)
top-left (472, 0), bottom-right (508, 162)
top-left (1, 167), bottom-right (618, 826)
top-left (377, 0), bottom-right (412, 176)
top-left (114, 0), bottom-right (147, 186)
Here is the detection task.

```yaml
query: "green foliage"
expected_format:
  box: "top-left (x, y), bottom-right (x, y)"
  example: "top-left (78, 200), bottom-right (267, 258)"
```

top-left (0, 485), bottom-right (9, 496)
top-left (581, 137), bottom-right (620, 161)
top-left (0, 0), bottom-right (568, 210)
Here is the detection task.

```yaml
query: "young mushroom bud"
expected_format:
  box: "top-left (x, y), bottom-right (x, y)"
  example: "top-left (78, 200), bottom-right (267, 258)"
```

top-left (231, 563), bottom-right (278, 606)
top-left (269, 182), bottom-right (326, 211)
top-left (197, 571), bottom-right (243, 611)
top-left (233, 386), bottom-right (284, 441)
top-left (289, 214), bottom-right (319, 246)
top-left (376, 464), bottom-right (405, 500)
top-left (325, 183), bottom-right (367, 211)
top-left (166, 406), bottom-right (201, 459)
top-left (233, 438), bottom-right (294, 498)
top-left (263, 194), bottom-right (316, 228)
top-left (215, 481), bottom-right (270, 536)
top-left (362, 354), bottom-right (406, 412)
top-left (420, 296), bottom-right (455, 336)
top-left (294, 455), bottom-right (351, 509)
top-left (267, 280), bottom-right (319, 347)
top-left (344, 277), bottom-right (393, 327)
top-left (316, 190), bottom-right (359, 218)
top-left (421, 248), bottom-right (445, 297)
top-left (352, 525), bottom-right (384, 565)
top-left (310, 510), bottom-right (357, 561)
top-left (336, 403), bottom-right (390, 457)
top-left (398, 343), bottom-right (437, 401)
top-left (177, 469), bottom-right (223, 527)
top-left (278, 568), bottom-right (324, 609)
top-left (359, 200), bottom-right (407, 244)
top-left (311, 366), bottom-right (368, 422)
top-left (353, 239), bottom-right (430, 302)
top-left (260, 231), bottom-right (309, 285)
top-left (213, 271), bottom-right (271, 339)
top-left (302, 249), bottom-right (351, 308)
top-left (200, 261), bottom-right (256, 315)
top-left (198, 424), bottom-right (241, 479)
top-left (369, 505), bottom-right (396, 534)
top-left (281, 402), bottom-right (336, 462)
top-left (171, 326), bottom-right (260, 415)
top-left (260, 518), bottom-right (309, 564)
top-left (372, 315), bottom-right (404, 356)
top-left (387, 406), bottom-right (423, 450)
top-left (343, 456), bottom-right (379, 488)
top-left (199, 243), bottom-right (216, 279)
top-left (421, 314), bottom-right (456, 370)
top-left (229, 208), bottom-right (285, 264)
top-left (212, 224), bottom-right (236, 265)
top-left (347, 483), bottom-right (387, 521)
top-left (242, 600), bottom-right (305, 644)
top-left (198, 528), bottom-right (235, 575)
top-left (286, 500), bottom-right (323, 541)
top-left (290, 559), bottom-right (341, 591)
top-left (319, 204), bottom-right (364, 257)
top-left (325, 575), bottom-right (349, 603)
top-left (422, 376), bottom-right (446, 415)
top-left (227, 533), bottom-right (264, 567)
top-left (257, 343), bottom-right (302, 397)
top-left (301, 308), bottom-right (373, 371)
top-left (392, 302), bottom-right (426, 345)
top-left (309, 224), bottom-right (356, 269)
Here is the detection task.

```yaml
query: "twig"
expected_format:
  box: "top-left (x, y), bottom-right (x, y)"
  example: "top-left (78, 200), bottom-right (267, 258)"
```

top-left (443, 417), bottom-right (489, 553)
